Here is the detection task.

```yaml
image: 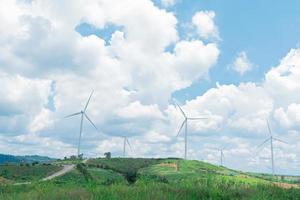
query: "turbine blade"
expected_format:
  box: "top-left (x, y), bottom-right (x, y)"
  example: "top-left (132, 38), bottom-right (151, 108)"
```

top-left (188, 117), bottom-right (208, 120)
top-left (273, 137), bottom-right (288, 144)
top-left (174, 101), bottom-right (186, 117)
top-left (64, 112), bottom-right (81, 118)
top-left (266, 119), bottom-right (272, 136)
top-left (257, 137), bottom-right (271, 148)
top-left (84, 90), bottom-right (94, 112)
top-left (126, 139), bottom-right (132, 151)
top-left (176, 120), bottom-right (186, 137)
top-left (84, 113), bottom-right (98, 130)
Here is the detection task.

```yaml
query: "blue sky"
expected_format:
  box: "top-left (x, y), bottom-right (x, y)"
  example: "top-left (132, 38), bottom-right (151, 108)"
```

top-left (1, 0), bottom-right (300, 175)
top-left (171, 0), bottom-right (300, 100)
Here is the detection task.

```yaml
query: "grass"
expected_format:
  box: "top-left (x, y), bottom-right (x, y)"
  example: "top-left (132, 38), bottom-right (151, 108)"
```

top-left (245, 172), bottom-right (300, 184)
top-left (0, 158), bottom-right (299, 199)
top-left (87, 158), bottom-right (161, 183)
top-left (138, 159), bottom-right (270, 186)
top-left (53, 165), bottom-right (126, 186)
top-left (0, 164), bottom-right (62, 183)
top-left (0, 180), bottom-right (299, 200)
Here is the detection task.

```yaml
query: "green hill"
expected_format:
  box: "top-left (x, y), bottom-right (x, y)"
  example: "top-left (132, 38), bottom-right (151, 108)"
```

top-left (0, 164), bottom-right (62, 183)
top-left (0, 158), bottom-right (299, 200)
top-left (0, 154), bottom-right (54, 164)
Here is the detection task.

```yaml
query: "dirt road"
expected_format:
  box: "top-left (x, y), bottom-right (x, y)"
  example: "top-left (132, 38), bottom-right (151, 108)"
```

top-left (42, 164), bottom-right (75, 181)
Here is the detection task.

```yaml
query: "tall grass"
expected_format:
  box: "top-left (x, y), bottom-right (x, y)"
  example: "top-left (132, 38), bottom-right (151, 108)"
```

top-left (0, 180), bottom-right (299, 200)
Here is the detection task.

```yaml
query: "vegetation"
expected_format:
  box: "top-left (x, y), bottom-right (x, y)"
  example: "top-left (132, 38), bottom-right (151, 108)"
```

top-left (0, 164), bottom-right (62, 182)
top-left (0, 158), bottom-right (299, 199)
top-left (245, 172), bottom-right (300, 184)
top-left (87, 158), bottom-right (161, 183)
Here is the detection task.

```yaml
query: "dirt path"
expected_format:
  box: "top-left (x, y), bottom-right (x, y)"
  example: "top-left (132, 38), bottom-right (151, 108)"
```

top-left (273, 182), bottom-right (299, 189)
top-left (13, 159), bottom-right (89, 185)
top-left (42, 164), bottom-right (75, 181)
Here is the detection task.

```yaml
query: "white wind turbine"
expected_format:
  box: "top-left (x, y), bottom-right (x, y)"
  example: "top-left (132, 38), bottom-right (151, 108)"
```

top-left (123, 136), bottom-right (132, 157)
top-left (174, 101), bottom-right (207, 160)
top-left (211, 147), bottom-right (226, 167)
top-left (65, 90), bottom-right (98, 157)
top-left (257, 119), bottom-right (287, 176)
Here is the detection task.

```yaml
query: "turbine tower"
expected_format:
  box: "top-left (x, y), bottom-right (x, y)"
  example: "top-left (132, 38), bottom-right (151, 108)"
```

top-left (123, 136), bottom-right (132, 157)
top-left (257, 119), bottom-right (287, 176)
top-left (210, 147), bottom-right (225, 166)
top-left (174, 101), bottom-right (207, 160)
top-left (65, 90), bottom-right (98, 157)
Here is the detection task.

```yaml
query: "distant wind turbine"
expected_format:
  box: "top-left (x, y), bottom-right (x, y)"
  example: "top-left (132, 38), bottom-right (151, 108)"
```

top-left (257, 119), bottom-right (287, 176)
top-left (211, 147), bottom-right (226, 166)
top-left (65, 90), bottom-right (98, 157)
top-left (174, 101), bottom-right (207, 160)
top-left (123, 136), bottom-right (132, 157)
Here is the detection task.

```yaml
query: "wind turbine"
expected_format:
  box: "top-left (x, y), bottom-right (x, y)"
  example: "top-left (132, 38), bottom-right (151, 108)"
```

top-left (257, 119), bottom-right (287, 176)
top-left (123, 136), bottom-right (132, 157)
top-left (65, 90), bottom-right (98, 157)
top-left (211, 147), bottom-right (225, 166)
top-left (174, 101), bottom-right (207, 160)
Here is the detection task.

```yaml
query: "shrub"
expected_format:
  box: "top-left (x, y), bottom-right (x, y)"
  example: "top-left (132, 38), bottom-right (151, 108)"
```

top-left (76, 163), bottom-right (93, 181)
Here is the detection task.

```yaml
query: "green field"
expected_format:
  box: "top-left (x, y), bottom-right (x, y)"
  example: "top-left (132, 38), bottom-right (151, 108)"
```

top-left (0, 164), bottom-right (62, 183)
top-left (0, 158), bottom-right (299, 199)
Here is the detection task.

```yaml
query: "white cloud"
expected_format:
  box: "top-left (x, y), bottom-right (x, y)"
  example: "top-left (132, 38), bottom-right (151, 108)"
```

top-left (161, 0), bottom-right (176, 7)
top-left (181, 82), bottom-right (273, 136)
top-left (28, 108), bottom-right (54, 133)
top-left (192, 11), bottom-right (219, 40)
top-left (274, 104), bottom-right (300, 128)
top-left (231, 51), bottom-right (253, 75)
top-left (0, 71), bottom-right (51, 122)
top-left (144, 130), bottom-right (171, 143)
top-left (117, 101), bottom-right (164, 120)
top-left (264, 49), bottom-right (300, 107)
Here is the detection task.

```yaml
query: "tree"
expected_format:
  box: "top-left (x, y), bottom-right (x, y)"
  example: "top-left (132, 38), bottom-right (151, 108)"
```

top-left (70, 155), bottom-right (77, 160)
top-left (78, 154), bottom-right (83, 160)
top-left (104, 152), bottom-right (111, 159)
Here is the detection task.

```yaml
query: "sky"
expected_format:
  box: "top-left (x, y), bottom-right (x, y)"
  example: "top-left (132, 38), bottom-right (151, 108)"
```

top-left (0, 0), bottom-right (300, 175)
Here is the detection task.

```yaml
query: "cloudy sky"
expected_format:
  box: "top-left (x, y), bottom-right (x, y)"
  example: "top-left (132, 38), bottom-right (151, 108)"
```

top-left (1, 0), bottom-right (300, 175)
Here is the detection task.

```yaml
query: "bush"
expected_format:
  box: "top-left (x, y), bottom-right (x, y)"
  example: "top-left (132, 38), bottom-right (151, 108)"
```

top-left (32, 161), bottom-right (39, 166)
top-left (76, 163), bottom-right (93, 181)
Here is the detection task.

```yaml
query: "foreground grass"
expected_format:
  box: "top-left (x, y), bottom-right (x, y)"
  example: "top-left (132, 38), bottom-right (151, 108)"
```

top-left (0, 180), bottom-right (299, 200)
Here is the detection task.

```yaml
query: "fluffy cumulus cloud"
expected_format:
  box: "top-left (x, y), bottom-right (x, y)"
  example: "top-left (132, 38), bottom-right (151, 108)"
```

top-left (0, 0), bottom-right (219, 157)
top-left (0, 0), bottom-right (300, 175)
top-left (192, 10), bottom-right (219, 40)
top-left (230, 51), bottom-right (254, 75)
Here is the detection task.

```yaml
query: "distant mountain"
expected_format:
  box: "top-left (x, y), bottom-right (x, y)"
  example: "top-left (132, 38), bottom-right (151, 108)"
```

top-left (0, 154), bottom-right (55, 164)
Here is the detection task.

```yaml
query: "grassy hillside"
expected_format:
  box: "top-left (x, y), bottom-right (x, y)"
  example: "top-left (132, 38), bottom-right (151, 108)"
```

top-left (87, 158), bottom-right (161, 183)
top-left (138, 159), bottom-right (270, 186)
top-left (0, 158), bottom-right (299, 199)
top-left (0, 164), bottom-right (62, 183)
top-left (53, 165), bottom-right (127, 185)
